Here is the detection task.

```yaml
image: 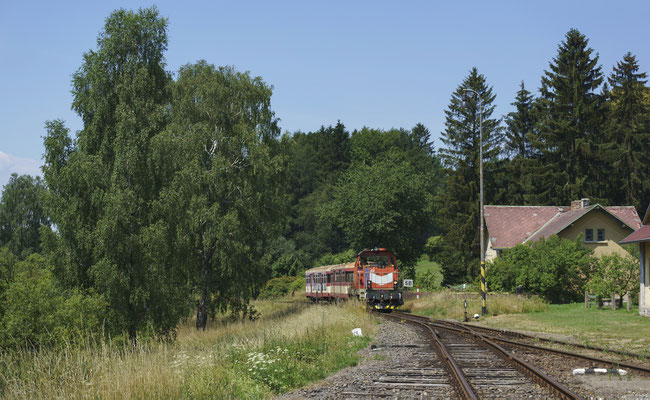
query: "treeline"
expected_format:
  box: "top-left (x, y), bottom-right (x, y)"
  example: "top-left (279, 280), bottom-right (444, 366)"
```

top-left (0, 7), bottom-right (441, 347)
top-left (1, 8), bottom-right (649, 346)
top-left (435, 29), bottom-right (650, 284)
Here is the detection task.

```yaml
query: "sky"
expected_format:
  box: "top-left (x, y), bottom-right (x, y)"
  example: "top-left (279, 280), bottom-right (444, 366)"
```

top-left (1, 1), bottom-right (649, 189)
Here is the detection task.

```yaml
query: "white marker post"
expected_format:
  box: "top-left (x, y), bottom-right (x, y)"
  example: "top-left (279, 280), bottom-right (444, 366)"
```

top-left (417, 285), bottom-right (419, 300)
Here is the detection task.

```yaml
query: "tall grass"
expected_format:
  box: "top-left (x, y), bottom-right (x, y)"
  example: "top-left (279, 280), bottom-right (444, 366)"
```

top-left (403, 290), bottom-right (547, 319)
top-left (0, 300), bottom-right (376, 399)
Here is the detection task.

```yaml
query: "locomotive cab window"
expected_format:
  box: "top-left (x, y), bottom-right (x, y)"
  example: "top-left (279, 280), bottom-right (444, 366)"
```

top-left (360, 255), bottom-right (394, 268)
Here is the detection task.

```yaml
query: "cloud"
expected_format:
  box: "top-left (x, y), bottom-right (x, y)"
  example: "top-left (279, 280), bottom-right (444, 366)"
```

top-left (0, 151), bottom-right (42, 190)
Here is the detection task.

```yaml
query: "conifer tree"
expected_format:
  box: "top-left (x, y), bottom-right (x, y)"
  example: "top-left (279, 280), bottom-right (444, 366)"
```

top-left (604, 53), bottom-right (650, 211)
top-left (502, 81), bottom-right (537, 205)
top-left (436, 67), bottom-right (502, 284)
top-left (530, 29), bottom-right (604, 205)
top-left (505, 81), bottom-right (535, 159)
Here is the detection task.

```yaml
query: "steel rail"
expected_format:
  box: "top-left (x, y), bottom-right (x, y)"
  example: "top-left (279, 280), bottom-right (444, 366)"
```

top-left (437, 320), bottom-right (650, 376)
top-left (391, 312), bottom-right (582, 400)
top-left (439, 319), bottom-right (649, 360)
top-left (382, 313), bottom-right (477, 399)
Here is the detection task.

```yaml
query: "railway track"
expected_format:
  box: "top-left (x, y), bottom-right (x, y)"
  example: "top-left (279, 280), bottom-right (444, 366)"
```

top-left (437, 318), bottom-right (650, 361)
top-left (340, 320), bottom-right (458, 398)
top-left (379, 312), bottom-right (582, 399)
top-left (426, 318), bottom-right (650, 377)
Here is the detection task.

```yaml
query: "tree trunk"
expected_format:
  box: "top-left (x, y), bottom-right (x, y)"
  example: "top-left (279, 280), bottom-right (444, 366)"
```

top-left (625, 292), bottom-right (631, 312)
top-left (611, 292), bottom-right (616, 311)
top-left (196, 249), bottom-right (210, 331)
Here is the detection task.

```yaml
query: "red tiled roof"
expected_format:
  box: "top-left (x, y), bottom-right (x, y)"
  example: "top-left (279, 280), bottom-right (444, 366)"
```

top-left (485, 204), bottom-right (641, 248)
top-left (621, 225), bottom-right (650, 244)
top-left (484, 206), bottom-right (560, 248)
top-left (525, 206), bottom-right (594, 243)
top-left (607, 206), bottom-right (643, 230)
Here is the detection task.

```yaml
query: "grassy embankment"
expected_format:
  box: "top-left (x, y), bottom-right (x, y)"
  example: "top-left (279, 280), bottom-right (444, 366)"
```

top-left (404, 288), bottom-right (650, 355)
top-left (413, 255), bottom-right (444, 289)
top-left (475, 303), bottom-right (650, 354)
top-left (0, 300), bottom-right (376, 399)
top-left (403, 290), bottom-right (548, 319)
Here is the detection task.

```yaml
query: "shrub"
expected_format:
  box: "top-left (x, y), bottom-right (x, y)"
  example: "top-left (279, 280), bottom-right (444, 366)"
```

top-left (0, 254), bottom-right (107, 348)
top-left (271, 254), bottom-right (303, 277)
top-left (258, 276), bottom-right (302, 299)
top-left (585, 253), bottom-right (639, 300)
top-left (487, 235), bottom-right (593, 303)
top-left (313, 249), bottom-right (356, 267)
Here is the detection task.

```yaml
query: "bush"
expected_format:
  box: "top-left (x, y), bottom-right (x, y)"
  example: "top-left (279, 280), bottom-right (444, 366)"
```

top-left (271, 254), bottom-right (303, 277)
top-left (585, 253), bottom-right (639, 299)
top-left (258, 276), bottom-right (303, 299)
top-left (313, 249), bottom-right (356, 267)
top-left (0, 254), bottom-right (107, 348)
top-left (487, 235), bottom-right (592, 303)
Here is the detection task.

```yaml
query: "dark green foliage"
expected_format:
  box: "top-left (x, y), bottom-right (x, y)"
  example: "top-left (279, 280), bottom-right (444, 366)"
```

top-left (321, 157), bottom-right (435, 278)
top-left (258, 276), bottom-right (304, 300)
top-left (159, 60), bottom-right (284, 324)
top-left (0, 174), bottom-right (50, 258)
top-left (313, 249), bottom-right (356, 268)
top-left (42, 7), bottom-right (182, 339)
top-left (283, 123), bottom-right (350, 265)
top-left (488, 236), bottom-right (593, 303)
top-left (501, 82), bottom-right (537, 205)
top-left (603, 53), bottom-right (650, 212)
top-left (271, 254), bottom-right (303, 277)
top-left (436, 68), bottom-right (502, 284)
top-left (529, 29), bottom-right (605, 205)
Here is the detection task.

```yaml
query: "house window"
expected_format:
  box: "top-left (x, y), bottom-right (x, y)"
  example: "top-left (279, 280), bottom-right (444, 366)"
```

top-left (597, 229), bottom-right (605, 242)
top-left (585, 229), bottom-right (593, 242)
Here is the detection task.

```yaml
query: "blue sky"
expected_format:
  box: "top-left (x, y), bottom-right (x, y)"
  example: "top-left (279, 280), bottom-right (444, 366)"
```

top-left (1, 1), bottom-right (649, 189)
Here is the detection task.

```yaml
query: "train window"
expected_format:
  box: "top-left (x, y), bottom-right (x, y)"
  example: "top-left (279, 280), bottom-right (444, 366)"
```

top-left (361, 255), bottom-right (391, 267)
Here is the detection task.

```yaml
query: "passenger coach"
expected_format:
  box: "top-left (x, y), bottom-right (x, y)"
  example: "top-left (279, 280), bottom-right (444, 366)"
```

top-left (305, 248), bottom-right (403, 310)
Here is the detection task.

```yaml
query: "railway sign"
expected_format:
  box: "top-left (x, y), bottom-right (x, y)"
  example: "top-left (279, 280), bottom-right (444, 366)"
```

top-left (403, 279), bottom-right (413, 288)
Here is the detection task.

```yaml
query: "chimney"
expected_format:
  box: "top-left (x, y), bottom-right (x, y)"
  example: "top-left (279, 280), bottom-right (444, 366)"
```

top-left (571, 198), bottom-right (591, 210)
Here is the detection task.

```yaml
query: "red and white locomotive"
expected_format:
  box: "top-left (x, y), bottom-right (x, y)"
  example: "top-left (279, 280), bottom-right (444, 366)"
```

top-left (305, 248), bottom-right (403, 310)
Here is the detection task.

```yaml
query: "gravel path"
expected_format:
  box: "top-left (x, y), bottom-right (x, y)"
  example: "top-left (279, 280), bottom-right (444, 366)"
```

top-left (278, 319), bottom-right (455, 399)
top-left (279, 317), bottom-right (650, 399)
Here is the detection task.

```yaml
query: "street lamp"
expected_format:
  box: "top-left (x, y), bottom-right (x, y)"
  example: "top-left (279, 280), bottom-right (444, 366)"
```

top-left (461, 88), bottom-right (486, 316)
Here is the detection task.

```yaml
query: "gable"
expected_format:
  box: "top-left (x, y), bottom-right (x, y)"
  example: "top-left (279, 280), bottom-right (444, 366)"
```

top-left (559, 208), bottom-right (634, 243)
top-left (485, 204), bottom-right (641, 249)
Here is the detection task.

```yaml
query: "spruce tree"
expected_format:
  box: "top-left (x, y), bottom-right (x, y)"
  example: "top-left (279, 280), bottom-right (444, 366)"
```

top-left (530, 29), bottom-right (604, 205)
top-left (503, 81), bottom-right (536, 205)
top-left (436, 67), bottom-right (502, 284)
top-left (605, 53), bottom-right (650, 211)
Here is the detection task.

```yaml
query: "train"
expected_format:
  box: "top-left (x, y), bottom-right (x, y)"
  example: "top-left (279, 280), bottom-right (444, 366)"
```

top-left (305, 248), bottom-right (404, 310)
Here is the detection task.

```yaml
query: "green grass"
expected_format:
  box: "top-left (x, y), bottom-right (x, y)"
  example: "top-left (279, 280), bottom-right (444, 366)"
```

top-left (413, 255), bottom-right (443, 289)
top-left (414, 255), bottom-right (440, 275)
top-left (405, 290), bottom-right (547, 319)
top-left (0, 300), bottom-right (377, 399)
top-left (477, 303), bottom-right (650, 354)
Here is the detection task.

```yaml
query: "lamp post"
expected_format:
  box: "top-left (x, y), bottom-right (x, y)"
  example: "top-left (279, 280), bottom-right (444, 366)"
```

top-left (461, 88), bottom-right (486, 316)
